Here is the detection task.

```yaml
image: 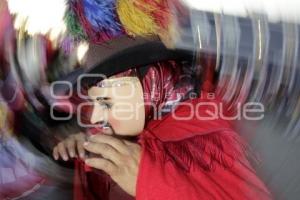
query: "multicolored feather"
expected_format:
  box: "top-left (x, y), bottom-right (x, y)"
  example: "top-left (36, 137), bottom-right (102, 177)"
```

top-left (133, 0), bottom-right (171, 30)
top-left (64, 0), bottom-right (185, 46)
top-left (131, 0), bottom-right (173, 44)
top-left (64, 1), bottom-right (88, 41)
top-left (66, 0), bottom-right (125, 44)
top-left (116, 0), bottom-right (158, 36)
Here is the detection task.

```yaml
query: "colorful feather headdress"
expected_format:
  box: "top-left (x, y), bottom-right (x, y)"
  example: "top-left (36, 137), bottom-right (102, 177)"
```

top-left (64, 0), bottom-right (184, 45)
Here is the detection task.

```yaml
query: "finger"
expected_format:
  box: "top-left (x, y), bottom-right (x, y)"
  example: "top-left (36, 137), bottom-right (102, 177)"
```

top-left (123, 141), bottom-right (141, 158)
top-left (89, 135), bottom-right (128, 154)
top-left (77, 140), bottom-right (85, 159)
top-left (57, 142), bottom-right (69, 161)
top-left (75, 133), bottom-right (86, 158)
top-left (123, 140), bottom-right (138, 147)
top-left (74, 132), bottom-right (86, 141)
top-left (66, 139), bottom-right (76, 158)
top-left (85, 158), bottom-right (117, 176)
top-left (52, 146), bottom-right (59, 160)
top-left (83, 142), bottom-right (122, 164)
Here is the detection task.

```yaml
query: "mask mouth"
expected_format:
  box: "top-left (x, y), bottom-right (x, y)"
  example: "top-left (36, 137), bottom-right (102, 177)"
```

top-left (86, 122), bottom-right (137, 142)
top-left (87, 121), bottom-right (112, 135)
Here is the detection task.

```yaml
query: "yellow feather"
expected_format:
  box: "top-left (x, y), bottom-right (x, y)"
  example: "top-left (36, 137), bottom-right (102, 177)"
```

top-left (116, 0), bottom-right (158, 36)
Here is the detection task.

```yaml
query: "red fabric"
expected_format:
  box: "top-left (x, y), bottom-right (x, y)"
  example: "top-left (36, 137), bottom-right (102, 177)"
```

top-left (201, 54), bottom-right (216, 93)
top-left (141, 61), bottom-right (194, 119)
top-left (136, 97), bottom-right (271, 200)
top-left (74, 159), bottom-right (110, 200)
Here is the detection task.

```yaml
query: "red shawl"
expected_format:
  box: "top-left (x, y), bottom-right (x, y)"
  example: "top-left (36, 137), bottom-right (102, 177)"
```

top-left (136, 97), bottom-right (271, 200)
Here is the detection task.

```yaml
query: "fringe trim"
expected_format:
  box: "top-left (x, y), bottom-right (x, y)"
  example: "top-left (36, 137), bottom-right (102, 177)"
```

top-left (143, 131), bottom-right (249, 172)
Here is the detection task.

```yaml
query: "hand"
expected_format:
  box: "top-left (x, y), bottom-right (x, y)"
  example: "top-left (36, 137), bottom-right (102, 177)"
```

top-left (52, 133), bottom-right (86, 161)
top-left (83, 134), bottom-right (141, 196)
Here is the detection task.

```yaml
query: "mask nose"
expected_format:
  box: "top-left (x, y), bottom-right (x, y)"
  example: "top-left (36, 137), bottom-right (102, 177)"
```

top-left (90, 104), bottom-right (107, 125)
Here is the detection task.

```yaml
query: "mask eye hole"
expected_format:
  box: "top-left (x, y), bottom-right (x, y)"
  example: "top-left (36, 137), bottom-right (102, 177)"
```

top-left (96, 97), bottom-right (110, 101)
top-left (100, 102), bottom-right (112, 110)
top-left (96, 97), bottom-right (112, 110)
top-left (98, 121), bottom-right (108, 127)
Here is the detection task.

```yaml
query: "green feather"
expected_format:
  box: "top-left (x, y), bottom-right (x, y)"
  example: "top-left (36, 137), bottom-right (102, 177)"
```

top-left (64, 8), bottom-right (87, 41)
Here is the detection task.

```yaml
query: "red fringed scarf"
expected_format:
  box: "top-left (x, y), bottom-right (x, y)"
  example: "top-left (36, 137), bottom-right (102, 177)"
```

top-left (137, 96), bottom-right (271, 200)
